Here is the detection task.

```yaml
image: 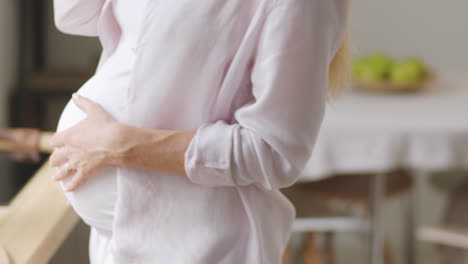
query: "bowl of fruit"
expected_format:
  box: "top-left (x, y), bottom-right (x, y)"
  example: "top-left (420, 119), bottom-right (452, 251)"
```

top-left (352, 52), bottom-right (434, 93)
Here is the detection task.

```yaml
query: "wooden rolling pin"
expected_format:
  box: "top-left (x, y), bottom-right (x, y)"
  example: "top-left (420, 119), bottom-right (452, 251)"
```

top-left (0, 131), bottom-right (54, 154)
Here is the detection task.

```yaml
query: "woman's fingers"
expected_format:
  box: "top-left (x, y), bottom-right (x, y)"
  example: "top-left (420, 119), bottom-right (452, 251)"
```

top-left (51, 159), bottom-right (89, 192)
top-left (52, 164), bottom-right (76, 181)
top-left (28, 151), bottom-right (41, 162)
top-left (49, 147), bottom-right (69, 167)
top-left (0, 128), bottom-right (41, 150)
top-left (8, 150), bottom-right (41, 163)
top-left (72, 93), bottom-right (108, 118)
top-left (49, 131), bottom-right (67, 148)
top-left (65, 172), bottom-right (88, 192)
top-left (0, 130), bottom-right (11, 139)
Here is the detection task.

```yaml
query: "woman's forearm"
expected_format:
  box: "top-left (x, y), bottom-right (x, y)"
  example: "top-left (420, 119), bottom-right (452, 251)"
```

top-left (113, 124), bottom-right (196, 177)
top-left (48, 94), bottom-right (195, 191)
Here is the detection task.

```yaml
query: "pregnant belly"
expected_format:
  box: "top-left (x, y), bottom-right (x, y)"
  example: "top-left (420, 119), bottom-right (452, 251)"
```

top-left (55, 73), bottom-right (128, 233)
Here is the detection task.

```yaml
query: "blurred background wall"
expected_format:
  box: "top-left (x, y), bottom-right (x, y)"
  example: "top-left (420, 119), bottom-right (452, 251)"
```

top-left (349, 0), bottom-right (468, 70)
top-left (0, 0), bottom-right (18, 201)
top-left (43, 0), bottom-right (101, 71)
top-left (0, 0), bottom-right (18, 128)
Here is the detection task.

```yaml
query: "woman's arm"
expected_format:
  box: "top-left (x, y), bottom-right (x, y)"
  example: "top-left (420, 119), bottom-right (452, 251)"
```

top-left (181, 0), bottom-right (349, 190)
top-left (112, 126), bottom-right (195, 177)
top-left (113, 1), bottom-right (349, 191)
top-left (48, 94), bottom-right (195, 191)
top-left (53, 0), bottom-right (105, 36)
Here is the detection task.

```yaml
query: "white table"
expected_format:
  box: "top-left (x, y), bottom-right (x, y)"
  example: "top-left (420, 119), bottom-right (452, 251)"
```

top-left (299, 71), bottom-right (468, 264)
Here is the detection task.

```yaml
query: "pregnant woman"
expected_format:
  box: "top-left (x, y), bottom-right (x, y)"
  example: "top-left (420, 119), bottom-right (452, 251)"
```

top-left (49, 0), bottom-right (349, 263)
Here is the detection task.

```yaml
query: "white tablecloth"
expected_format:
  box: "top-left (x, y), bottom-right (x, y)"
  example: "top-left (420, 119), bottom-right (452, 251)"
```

top-left (300, 71), bottom-right (468, 181)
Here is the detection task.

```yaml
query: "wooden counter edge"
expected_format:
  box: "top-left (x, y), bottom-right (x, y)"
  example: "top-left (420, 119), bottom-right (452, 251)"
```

top-left (0, 245), bottom-right (11, 264)
top-left (0, 160), bottom-right (79, 264)
top-left (0, 206), bottom-right (8, 220)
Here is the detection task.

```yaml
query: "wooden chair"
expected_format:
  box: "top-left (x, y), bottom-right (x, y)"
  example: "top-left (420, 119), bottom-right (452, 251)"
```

top-left (418, 179), bottom-right (468, 263)
top-left (281, 170), bottom-right (412, 264)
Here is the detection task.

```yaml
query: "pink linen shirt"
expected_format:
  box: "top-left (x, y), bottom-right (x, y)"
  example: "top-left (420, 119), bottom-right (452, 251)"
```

top-left (54, 0), bottom-right (348, 263)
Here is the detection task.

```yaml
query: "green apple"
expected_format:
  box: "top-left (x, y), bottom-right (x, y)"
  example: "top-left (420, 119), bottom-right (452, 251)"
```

top-left (352, 57), bottom-right (368, 79)
top-left (389, 63), bottom-right (422, 85)
top-left (401, 56), bottom-right (427, 77)
top-left (367, 52), bottom-right (393, 77)
top-left (358, 63), bottom-right (387, 82)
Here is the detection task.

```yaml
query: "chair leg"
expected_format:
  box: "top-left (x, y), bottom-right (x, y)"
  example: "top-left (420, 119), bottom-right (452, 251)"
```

top-left (324, 232), bottom-right (335, 264)
top-left (369, 173), bottom-right (386, 264)
top-left (384, 240), bottom-right (393, 264)
top-left (282, 245), bottom-right (293, 264)
top-left (304, 232), bottom-right (323, 264)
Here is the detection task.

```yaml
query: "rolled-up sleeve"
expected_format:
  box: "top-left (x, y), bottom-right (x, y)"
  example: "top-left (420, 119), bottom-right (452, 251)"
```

top-left (184, 0), bottom-right (348, 190)
top-left (53, 0), bottom-right (105, 36)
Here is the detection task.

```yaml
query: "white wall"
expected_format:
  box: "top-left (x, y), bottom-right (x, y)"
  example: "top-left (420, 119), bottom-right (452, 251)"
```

top-left (349, 0), bottom-right (468, 70)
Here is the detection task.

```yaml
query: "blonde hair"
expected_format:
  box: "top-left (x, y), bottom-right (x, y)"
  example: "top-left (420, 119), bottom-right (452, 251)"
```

top-left (328, 34), bottom-right (352, 99)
